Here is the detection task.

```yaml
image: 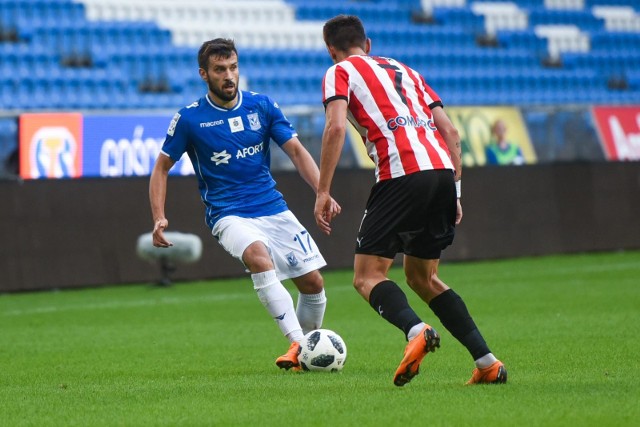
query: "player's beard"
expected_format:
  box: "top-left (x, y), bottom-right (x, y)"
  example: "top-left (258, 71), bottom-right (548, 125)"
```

top-left (210, 79), bottom-right (237, 102)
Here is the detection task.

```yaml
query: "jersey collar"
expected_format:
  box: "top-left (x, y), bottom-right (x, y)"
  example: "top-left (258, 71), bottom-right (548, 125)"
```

top-left (205, 91), bottom-right (243, 112)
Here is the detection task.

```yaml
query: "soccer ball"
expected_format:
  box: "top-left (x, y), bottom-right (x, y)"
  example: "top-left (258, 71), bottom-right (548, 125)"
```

top-left (298, 329), bottom-right (347, 372)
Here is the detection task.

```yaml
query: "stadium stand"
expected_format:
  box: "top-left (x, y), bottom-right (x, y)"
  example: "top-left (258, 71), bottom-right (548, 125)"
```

top-left (0, 0), bottom-right (639, 113)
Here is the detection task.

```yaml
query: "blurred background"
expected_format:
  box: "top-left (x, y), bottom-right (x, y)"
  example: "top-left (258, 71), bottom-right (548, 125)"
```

top-left (1, 0), bottom-right (639, 292)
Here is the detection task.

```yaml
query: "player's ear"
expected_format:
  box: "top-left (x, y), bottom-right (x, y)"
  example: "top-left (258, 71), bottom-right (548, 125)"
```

top-left (198, 68), bottom-right (207, 82)
top-left (364, 38), bottom-right (371, 54)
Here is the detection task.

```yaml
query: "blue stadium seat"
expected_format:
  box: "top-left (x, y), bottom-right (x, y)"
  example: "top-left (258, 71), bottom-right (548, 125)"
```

top-left (586, 0), bottom-right (640, 8)
top-left (590, 31), bottom-right (640, 53)
top-left (528, 9), bottom-right (605, 32)
top-left (294, 2), bottom-right (412, 25)
top-left (496, 30), bottom-right (548, 56)
top-left (430, 8), bottom-right (485, 32)
top-left (1, 0), bottom-right (639, 109)
top-left (627, 70), bottom-right (640, 90)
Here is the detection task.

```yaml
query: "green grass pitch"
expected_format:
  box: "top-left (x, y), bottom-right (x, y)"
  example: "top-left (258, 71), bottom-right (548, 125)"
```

top-left (1, 251), bottom-right (639, 426)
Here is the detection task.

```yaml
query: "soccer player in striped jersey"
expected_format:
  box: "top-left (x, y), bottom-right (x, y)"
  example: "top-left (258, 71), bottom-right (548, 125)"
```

top-left (149, 38), bottom-right (340, 371)
top-left (315, 15), bottom-right (507, 386)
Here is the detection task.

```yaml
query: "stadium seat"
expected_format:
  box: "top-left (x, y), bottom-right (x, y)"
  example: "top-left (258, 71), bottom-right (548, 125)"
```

top-left (1, 0), bottom-right (639, 110)
top-left (470, 1), bottom-right (529, 35)
top-left (528, 9), bottom-right (605, 32)
top-left (534, 25), bottom-right (590, 60)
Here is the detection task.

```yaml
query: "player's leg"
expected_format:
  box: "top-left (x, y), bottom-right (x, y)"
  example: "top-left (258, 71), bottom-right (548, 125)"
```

top-left (400, 169), bottom-right (506, 384)
top-left (213, 216), bottom-right (304, 370)
top-left (291, 270), bottom-right (326, 334)
top-left (404, 255), bottom-right (507, 384)
top-left (353, 174), bottom-right (441, 385)
top-left (265, 210), bottom-right (328, 336)
top-left (243, 239), bottom-right (302, 343)
top-left (251, 210), bottom-right (330, 369)
top-left (354, 253), bottom-right (440, 386)
top-left (354, 253), bottom-right (422, 337)
top-left (353, 177), bottom-right (425, 341)
top-left (242, 241), bottom-right (306, 370)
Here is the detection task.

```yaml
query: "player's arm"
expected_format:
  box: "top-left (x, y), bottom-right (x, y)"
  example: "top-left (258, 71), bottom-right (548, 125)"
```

top-left (431, 105), bottom-right (463, 225)
top-left (281, 137), bottom-right (342, 218)
top-left (315, 98), bottom-right (348, 235)
top-left (431, 105), bottom-right (461, 181)
top-left (281, 136), bottom-right (321, 192)
top-left (149, 153), bottom-right (176, 247)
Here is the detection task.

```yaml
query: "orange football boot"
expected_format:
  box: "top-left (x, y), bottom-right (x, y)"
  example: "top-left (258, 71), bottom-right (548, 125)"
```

top-left (466, 360), bottom-right (507, 384)
top-left (393, 324), bottom-right (440, 386)
top-left (275, 341), bottom-right (301, 371)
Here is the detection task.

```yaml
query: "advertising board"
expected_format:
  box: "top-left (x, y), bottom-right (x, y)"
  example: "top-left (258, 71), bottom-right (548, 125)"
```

top-left (19, 113), bottom-right (194, 179)
top-left (19, 113), bottom-right (83, 179)
top-left (592, 106), bottom-right (640, 161)
top-left (83, 115), bottom-right (194, 177)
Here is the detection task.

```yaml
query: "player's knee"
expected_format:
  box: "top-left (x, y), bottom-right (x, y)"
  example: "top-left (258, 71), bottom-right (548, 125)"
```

top-left (352, 275), bottom-right (366, 294)
top-left (353, 275), bottom-right (378, 299)
top-left (292, 269), bottom-right (324, 294)
top-left (243, 253), bottom-right (274, 273)
top-left (407, 272), bottom-right (445, 294)
top-left (242, 242), bottom-right (274, 272)
top-left (300, 271), bottom-right (324, 294)
top-left (405, 275), bottom-right (418, 290)
top-left (428, 273), bottom-right (449, 296)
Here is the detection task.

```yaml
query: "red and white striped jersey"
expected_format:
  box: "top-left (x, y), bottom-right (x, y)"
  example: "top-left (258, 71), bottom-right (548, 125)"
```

top-left (322, 55), bottom-right (454, 182)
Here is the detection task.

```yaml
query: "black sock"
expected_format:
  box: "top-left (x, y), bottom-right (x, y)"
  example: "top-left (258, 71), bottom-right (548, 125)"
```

top-left (428, 289), bottom-right (490, 360)
top-left (368, 280), bottom-right (422, 340)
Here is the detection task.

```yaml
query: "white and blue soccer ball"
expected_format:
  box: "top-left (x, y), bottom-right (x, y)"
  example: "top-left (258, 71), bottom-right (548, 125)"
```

top-left (299, 329), bottom-right (347, 372)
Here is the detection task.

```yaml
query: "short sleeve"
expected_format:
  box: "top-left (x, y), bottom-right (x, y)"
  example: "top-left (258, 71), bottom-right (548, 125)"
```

top-left (419, 75), bottom-right (443, 110)
top-left (265, 97), bottom-right (297, 146)
top-left (161, 112), bottom-right (189, 162)
top-left (323, 64), bottom-right (349, 106)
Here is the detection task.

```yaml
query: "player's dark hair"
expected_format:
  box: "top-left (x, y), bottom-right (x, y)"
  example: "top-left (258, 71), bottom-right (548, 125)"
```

top-left (198, 38), bottom-right (238, 70)
top-left (323, 15), bottom-right (367, 52)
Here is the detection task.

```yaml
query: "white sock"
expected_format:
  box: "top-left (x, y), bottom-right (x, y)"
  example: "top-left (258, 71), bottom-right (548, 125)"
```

top-left (252, 270), bottom-right (304, 343)
top-left (296, 289), bottom-right (327, 334)
top-left (475, 353), bottom-right (498, 369)
top-left (407, 322), bottom-right (426, 341)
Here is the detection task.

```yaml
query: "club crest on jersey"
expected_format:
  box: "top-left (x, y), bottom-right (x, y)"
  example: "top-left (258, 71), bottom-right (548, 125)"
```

top-left (285, 251), bottom-right (299, 267)
top-left (211, 150), bottom-right (231, 165)
top-left (247, 113), bottom-right (261, 131)
top-left (167, 113), bottom-right (180, 136)
top-left (228, 116), bottom-right (244, 133)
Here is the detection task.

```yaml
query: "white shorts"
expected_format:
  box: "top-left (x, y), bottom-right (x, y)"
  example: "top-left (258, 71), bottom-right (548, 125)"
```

top-left (211, 210), bottom-right (327, 281)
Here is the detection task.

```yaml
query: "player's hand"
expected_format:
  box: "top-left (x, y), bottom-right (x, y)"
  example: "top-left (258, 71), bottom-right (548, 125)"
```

top-left (314, 192), bottom-right (340, 235)
top-left (152, 218), bottom-right (173, 247)
top-left (455, 199), bottom-right (463, 225)
top-left (329, 197), bottom-right (342, 219)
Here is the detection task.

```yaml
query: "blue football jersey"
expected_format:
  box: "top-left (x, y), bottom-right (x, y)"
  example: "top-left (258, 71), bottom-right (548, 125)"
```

top-left (161, 91), bottom-right (297, 229)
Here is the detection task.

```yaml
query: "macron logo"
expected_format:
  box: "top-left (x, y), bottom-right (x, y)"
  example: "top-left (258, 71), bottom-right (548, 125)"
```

top-left (200, 120), bottom-right (224, 128)
top-left (211, 150), bottom-right (231, 165)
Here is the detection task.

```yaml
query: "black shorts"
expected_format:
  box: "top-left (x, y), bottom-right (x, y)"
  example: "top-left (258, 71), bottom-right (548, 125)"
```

top-left (355, 169), bottom-right (457, 260)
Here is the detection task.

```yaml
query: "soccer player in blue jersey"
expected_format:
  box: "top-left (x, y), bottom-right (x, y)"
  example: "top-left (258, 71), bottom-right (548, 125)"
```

top-left (149, 38), bottom-right (340, 370)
